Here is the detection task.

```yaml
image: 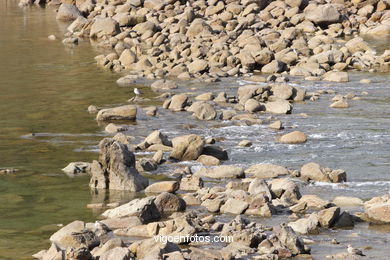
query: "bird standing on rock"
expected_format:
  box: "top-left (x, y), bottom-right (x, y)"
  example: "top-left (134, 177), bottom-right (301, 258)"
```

top-left (134, 88), bottom-right (141, 96)
top-left (347, 245), bottom-right (366, 256)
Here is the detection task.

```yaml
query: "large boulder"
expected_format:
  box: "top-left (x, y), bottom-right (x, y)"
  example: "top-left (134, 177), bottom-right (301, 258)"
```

top-left (323, 71), bottom-right (349, 82)
top-left (187, 101), bottom-right (217, 120)
top-left (188, 59), bottom-right (209, 74)
top-left (220, 198), bottom-right (249, 214)
top-left (305, 4), bottom-right (341, 27)
top-left (248, 179), bottom-right (272, 200)
top-left (288, 214), bottom-right (319, 234)
top-left (300, 162), bottom-right (329, 182)
top-left (244, 99), bottom-right (264, 113)
top-left (273, 225), bottom-right (306, 255)
top-left (96, 105), bottom-right (137, 121)
top-left (272, 84), bottom-right (294, 100)
top-left (89, 138), bottom-right (149, 191)
top-left (237, 85), bottom-right (268, 104)
top-left (170, 134), bottom-right (204, 161)
top-left (119, 49), bottom-right (136, 68)
top-left (261, 60), bottom-right (286, 74)
top-left (365, 203), bottom-right (390, 224)
top-left (154, 192), bottom-right (186, 215)
top-left (167, 94), bottom-right (189, 112)
top-left (90, 18), bottom-right (120, 38)
top-left (180, 175), bottom-right (204, 191)
top-left (300, 162), bottom-right (347, 183)
top-left (244, 164), bottom-right (289, 179)
top-left (150, 79), bottom-right (178, 92)
top-left (102, 197), bottom-right (161, 223)
top-left (50, 220), bottom-right (85, 245)
top-left (317, 207), bottom-right (340, 228)
top-left (186, 18), bottom-right (213, 38)
top-left (56, 3), bottom-right (82, 21)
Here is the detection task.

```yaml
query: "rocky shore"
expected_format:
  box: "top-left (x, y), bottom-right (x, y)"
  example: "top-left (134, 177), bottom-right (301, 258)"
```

top-left (14, 0), bottom-right (390, 259)
top-left (20, 0), bottom-right (390, 81)
top-left (34, 82), bottom-right (390, 260)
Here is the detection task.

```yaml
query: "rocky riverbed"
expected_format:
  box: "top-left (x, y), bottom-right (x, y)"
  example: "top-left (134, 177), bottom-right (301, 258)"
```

top-left (2, 0), bottom-right (390, 259)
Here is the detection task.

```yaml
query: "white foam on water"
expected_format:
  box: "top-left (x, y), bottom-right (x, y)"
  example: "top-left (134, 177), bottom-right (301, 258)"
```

top-left (310, 180), bottom-right (390, 189)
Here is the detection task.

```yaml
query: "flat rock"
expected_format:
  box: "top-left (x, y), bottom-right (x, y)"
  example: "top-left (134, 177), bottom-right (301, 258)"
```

top-left (145, 181), bottom-right (179, 193)
top-left (96, 105), bottom-right (137, 121)
top-left (101, 197), bottom-right (161, 224)
top-left (194, 165), bottom-right (244, 179)
top-left (244, 163), bottom-right (289, 179)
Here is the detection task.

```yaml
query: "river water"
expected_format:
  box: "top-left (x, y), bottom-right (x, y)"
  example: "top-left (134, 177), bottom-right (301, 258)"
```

top-left (0, 1), bottom-right (390, 259)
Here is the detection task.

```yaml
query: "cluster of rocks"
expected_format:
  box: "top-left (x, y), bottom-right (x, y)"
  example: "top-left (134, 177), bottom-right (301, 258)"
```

top-left (21, 0), bottom-right (390, 80)
top-left (42, 103), bottom-right (390, 260)
top-left (34, 195), bottom-right (311, 259)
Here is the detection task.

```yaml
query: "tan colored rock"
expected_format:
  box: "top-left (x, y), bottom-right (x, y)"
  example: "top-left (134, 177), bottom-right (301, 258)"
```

top-left (245, 163), bottom-right (289, 179)
top-left (188, 59), bottom-right (208, 74)
top-left (279, 131), bottom-right (307, 144)
top-left (272, 84), bottom-right (293, 100)
top-left (145, 181), bottom-right (179, 193)
top-left (318, 207), bottom-right (340, 228)
top-left (323, 71), bottom-right (349, 82)
top-left (197, 155), bottom-right (220, 166)
top-left (238, 140), bottom-right (252, 147)
top-left (220, 198), bottom-right (249, 214)
top-left (187, 101), bottom-right (216, 121)
top-left (305, 4), bottom-right (341, 26)
top-left (194, 165), bottom-right (244, 179)
top-left (119, 49), bottom-right (136, 68)
top-left (168, 94), bottom-right (189, 112)
top-left (330, 99), bottom-right (349, 108)
top-left (365, 202), bottom-right (390, 224)
top-left (265, 100), bottom-right (292, 114)
top-left (170, 134), bottom-right (204, 161)
top-left (268, 120), bottom-right (283, 130)
top-left (90, 18), bottom-right (120, 38)
top-left (180, 175), bottom-right (204, 191)
top-left (333, 196), bottom-right (363, 206)
top-left (195, 92), bottom-right (214, 101)
top-left (300, 162), bottom-right (328, 182)
top-left (96, 105), bottom-right (137, 121)
top-left (56, 3), bottom-right (82, 21)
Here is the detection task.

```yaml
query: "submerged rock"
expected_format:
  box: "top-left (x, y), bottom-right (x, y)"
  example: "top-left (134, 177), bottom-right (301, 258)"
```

top-left (62, 162), bottom-right (91, 177)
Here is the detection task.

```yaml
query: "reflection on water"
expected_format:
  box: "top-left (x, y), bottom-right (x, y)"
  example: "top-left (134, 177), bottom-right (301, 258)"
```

top-left (0, 1), bottom-right (147, 259)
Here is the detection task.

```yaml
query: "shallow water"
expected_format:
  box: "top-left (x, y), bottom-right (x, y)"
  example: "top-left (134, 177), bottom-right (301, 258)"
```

top-left (1, 1), bottom-right (390, 259)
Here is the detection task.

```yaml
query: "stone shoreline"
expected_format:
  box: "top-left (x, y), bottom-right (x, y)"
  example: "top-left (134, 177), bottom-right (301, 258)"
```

top-left (14, 0), bottom-right (390, 259)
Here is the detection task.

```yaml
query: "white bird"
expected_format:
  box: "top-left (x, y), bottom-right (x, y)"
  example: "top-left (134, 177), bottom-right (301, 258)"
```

top-left (347, 245), bottom-right (366, 256)
top-left (134, 88), bottom-right (141, 96)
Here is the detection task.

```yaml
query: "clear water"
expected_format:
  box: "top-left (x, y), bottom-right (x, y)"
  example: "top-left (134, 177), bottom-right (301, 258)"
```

top-left (0, 1), bottom-right (390, 259)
